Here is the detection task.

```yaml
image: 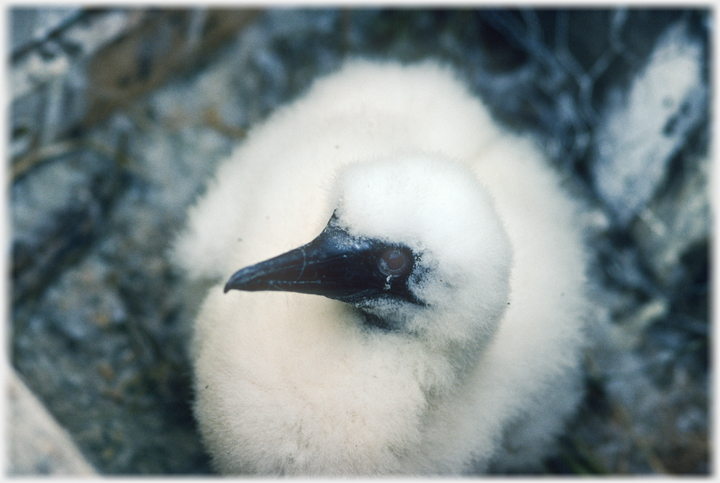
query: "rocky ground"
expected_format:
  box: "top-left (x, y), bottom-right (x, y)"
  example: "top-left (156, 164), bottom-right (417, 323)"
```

top-left (8, 8), bottom-right (710, 475)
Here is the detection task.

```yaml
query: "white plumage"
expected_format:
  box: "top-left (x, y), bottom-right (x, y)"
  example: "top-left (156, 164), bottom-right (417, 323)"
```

top-left (173, 60), bottom-right (589, 475)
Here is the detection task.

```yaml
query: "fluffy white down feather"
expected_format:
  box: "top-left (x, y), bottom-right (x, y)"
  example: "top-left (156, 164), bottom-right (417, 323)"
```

top-left (173, 59), bottom-right (589, 475)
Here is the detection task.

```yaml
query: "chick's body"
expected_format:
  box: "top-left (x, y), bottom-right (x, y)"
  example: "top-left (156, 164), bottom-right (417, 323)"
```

top-left (174, 60), bottom-right (589, 475)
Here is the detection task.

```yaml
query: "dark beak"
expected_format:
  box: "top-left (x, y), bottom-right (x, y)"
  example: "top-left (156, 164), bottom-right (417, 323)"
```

top-left (224, 222), bottom-right (417, 305)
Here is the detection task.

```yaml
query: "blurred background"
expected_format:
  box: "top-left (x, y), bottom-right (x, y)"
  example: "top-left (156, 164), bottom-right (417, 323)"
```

top-left (7, 7), bottom-right (710, 475)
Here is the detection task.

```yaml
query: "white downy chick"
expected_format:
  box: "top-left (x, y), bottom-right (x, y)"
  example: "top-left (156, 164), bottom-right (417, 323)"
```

top-left (173, 60), bottom-right (590, 475)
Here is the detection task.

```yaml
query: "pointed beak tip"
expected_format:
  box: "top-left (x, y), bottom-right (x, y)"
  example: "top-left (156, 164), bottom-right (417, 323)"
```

top-left (224, 275), bottom-right (244, 294)
top-left (223, 274), bottom-right (239, 294)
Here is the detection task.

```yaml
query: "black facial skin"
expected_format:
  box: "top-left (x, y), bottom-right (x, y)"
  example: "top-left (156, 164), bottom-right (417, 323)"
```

top-left (224, 215), bottom-right (422, 307)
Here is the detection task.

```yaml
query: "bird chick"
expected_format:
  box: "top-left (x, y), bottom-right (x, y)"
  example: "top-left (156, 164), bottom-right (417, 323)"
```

top-left (173, 60), bottom-right (590, 475)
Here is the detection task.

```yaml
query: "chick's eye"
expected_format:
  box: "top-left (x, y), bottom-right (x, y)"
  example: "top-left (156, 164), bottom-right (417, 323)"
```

top-left (378, 248), bottom-right (412, 277)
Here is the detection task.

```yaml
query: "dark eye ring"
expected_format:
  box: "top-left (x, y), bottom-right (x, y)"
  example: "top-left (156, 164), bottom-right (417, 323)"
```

top-left (378, 247), bottom-right (412, 277)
